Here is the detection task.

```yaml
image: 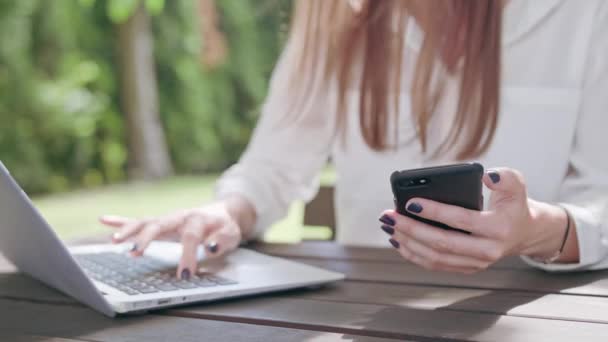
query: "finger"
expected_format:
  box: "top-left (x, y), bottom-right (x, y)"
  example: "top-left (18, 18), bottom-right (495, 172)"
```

top-left (155, 213), bottom-right (190, 241)
top-left (130, 222), bottom-right (164, 257)
top-left (132, 214), bottom-right (194, 255)
top-left (402, 198), bottom-right (492, 236)
top-left (391, 231), bottom-right (490, 270)
top-left (383, 210), bottom-right (503, 262)
top-left (99, 215), bottom-right (132, 228)
top-left (483, 167), bottom-right (527, 199)
top-left (390, 238), bottom-right (483, 274)
top-left (177, 215), bottom-right (206, 279)
top-left (203, 225), bottom-right (241, 259)
top-left (112, 220), bottom-right (146, 243)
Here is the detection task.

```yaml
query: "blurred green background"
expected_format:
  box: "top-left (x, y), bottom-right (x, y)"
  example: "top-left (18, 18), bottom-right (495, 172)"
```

top-left (0, 0), bottom-right (331, 241)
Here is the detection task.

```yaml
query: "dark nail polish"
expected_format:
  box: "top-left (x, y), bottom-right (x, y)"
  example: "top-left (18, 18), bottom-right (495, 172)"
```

top-left (389, 238), bottom-right (400, 249)
top-left (207, 241), bottom-right (219, 254)
top-left (130, 243), bottom-right (138, 252)
top-left (379, 215), bottom-right (396, 226)
top-left (381, 225), bottom-right (395, 235)
top-left (181, 268), bottom-right (191, 280)
top-left (488, 171), bottom-right (501, 184)
top-left (406, 202), bottom-right (423, 214)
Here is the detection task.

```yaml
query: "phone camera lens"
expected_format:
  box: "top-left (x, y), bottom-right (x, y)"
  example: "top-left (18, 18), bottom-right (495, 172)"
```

top-left (398, 179), bottom-right (429, 188)
top-left (398, 180), bottom-right (413, 188)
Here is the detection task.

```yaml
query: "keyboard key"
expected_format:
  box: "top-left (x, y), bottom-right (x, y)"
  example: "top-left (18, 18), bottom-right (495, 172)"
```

top-left (116, 286), bottom-right (140, 295)
top-left (194, 279), bottom-right (217, 287)
top-left (104, 280), bottom-right (119, 287)
top-left (214, 278), bottom-right (239, 285)
top-left (174, 281), bottom-right (198, 289)
top-left (130, 283), bottom-right (152, 290)
top-left (139, 287), bottom-right (159, 294)
top-left (205, 275), bottom-right (238, 285)
top-left (156, 284), bottom-right (179, 292)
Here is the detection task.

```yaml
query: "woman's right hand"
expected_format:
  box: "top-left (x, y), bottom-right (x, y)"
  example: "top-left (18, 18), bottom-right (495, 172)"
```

top-left (99, 200), bottom-right (250, 280)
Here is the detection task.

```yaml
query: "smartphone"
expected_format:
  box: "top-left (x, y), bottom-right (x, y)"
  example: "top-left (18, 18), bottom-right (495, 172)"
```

top-left (390, 163), bottom-right (484, 233)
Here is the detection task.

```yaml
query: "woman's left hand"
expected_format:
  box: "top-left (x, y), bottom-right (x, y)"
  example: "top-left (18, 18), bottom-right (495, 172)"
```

top-left (379, 168), bottom-right (572, 274)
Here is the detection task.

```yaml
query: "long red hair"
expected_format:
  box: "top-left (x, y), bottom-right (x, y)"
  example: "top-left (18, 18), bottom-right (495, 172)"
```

top-left (285, 0), bottom-right (502, 159)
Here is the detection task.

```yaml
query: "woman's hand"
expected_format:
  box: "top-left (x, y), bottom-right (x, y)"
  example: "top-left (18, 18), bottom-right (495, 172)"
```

top-left (379, 168), bottom-right (577, 274)
top-left (99, 196), bottom-right (256, 279)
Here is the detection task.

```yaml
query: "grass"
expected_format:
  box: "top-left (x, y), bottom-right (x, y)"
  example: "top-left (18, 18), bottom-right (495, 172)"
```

top-left (32, 171), bottom-right (335, 243)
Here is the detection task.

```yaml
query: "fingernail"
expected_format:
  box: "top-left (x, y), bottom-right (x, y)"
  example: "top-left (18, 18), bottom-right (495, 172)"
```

top-left (130, 243), bottom-right (138, 252)
top-left (379, 214), bottom-right (396, 226)
top-left (181, 268), bottom-right (191, 280)
top-left (406, 202), bottom-right (423, 214)
top-left (380, 225), bottom-right (395, 235)
top-left (488, 171), bottom-right (501, 184)
top-left (389, 238), bottom-right (400, 249)
top-left (207, 241), bottom-right (219, 254)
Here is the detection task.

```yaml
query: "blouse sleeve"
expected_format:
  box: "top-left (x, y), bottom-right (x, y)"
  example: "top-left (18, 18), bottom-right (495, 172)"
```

top-left (214, 36), bottom-right (335, 239)
top-left (523, 2), bottom-right (608, 271)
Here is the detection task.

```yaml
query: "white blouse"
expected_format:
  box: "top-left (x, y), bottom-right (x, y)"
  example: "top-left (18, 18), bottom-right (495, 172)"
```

top-left (216, 0), bottom-right (608, 272)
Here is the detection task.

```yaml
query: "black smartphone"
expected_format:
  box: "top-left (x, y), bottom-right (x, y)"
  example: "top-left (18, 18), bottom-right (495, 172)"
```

top-left (390, 163), bottom-right (484, 233)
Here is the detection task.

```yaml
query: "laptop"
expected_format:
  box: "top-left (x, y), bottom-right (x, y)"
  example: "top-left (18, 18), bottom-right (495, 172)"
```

top-left (0, 161), bottom-right (344, 317)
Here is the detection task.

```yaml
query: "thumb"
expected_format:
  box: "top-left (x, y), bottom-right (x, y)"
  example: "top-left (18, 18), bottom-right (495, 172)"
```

top-left (483, 167), bottom-right (528, 203)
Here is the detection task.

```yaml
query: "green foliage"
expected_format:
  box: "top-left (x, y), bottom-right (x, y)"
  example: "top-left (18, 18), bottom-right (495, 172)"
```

top-left (156, 0), bottom-right (292, 172)
top-left (105, 0), bottom-right (164, 23)
top-left (0, 0), bottom-right (124, 193)
top-left (107, 0), bottom-right (139, 23)
top-left (0, 0), bottom-right (292, 194)
top-left (145, 0), bottom-right (165, 15)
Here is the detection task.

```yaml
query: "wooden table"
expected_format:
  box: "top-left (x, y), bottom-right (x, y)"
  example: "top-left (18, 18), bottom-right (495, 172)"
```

top-left (3, 241), bottom-right (608, 341)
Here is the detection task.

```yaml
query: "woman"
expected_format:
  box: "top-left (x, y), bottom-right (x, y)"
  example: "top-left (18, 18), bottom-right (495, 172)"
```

top-left (101, 0), bottom-right (608, 279)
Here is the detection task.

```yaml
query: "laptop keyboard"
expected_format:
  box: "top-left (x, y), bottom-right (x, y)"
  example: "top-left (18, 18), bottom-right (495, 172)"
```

top-left (74, 252), bottom-right (238, 296)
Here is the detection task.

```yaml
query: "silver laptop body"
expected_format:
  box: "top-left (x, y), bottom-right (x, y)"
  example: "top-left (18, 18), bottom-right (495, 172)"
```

top-left (0, 161), bottom-right (344, 317)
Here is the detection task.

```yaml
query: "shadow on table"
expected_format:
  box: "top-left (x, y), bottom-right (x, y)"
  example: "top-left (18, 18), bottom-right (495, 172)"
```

top-left (341, 262), bottom-right (608, 341)
top-left (0, 271), bottom-right (196, 341)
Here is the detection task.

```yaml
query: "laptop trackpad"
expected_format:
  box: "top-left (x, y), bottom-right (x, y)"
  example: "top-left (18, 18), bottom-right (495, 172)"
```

top-left (143, 241), bottom-right (205, 264)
